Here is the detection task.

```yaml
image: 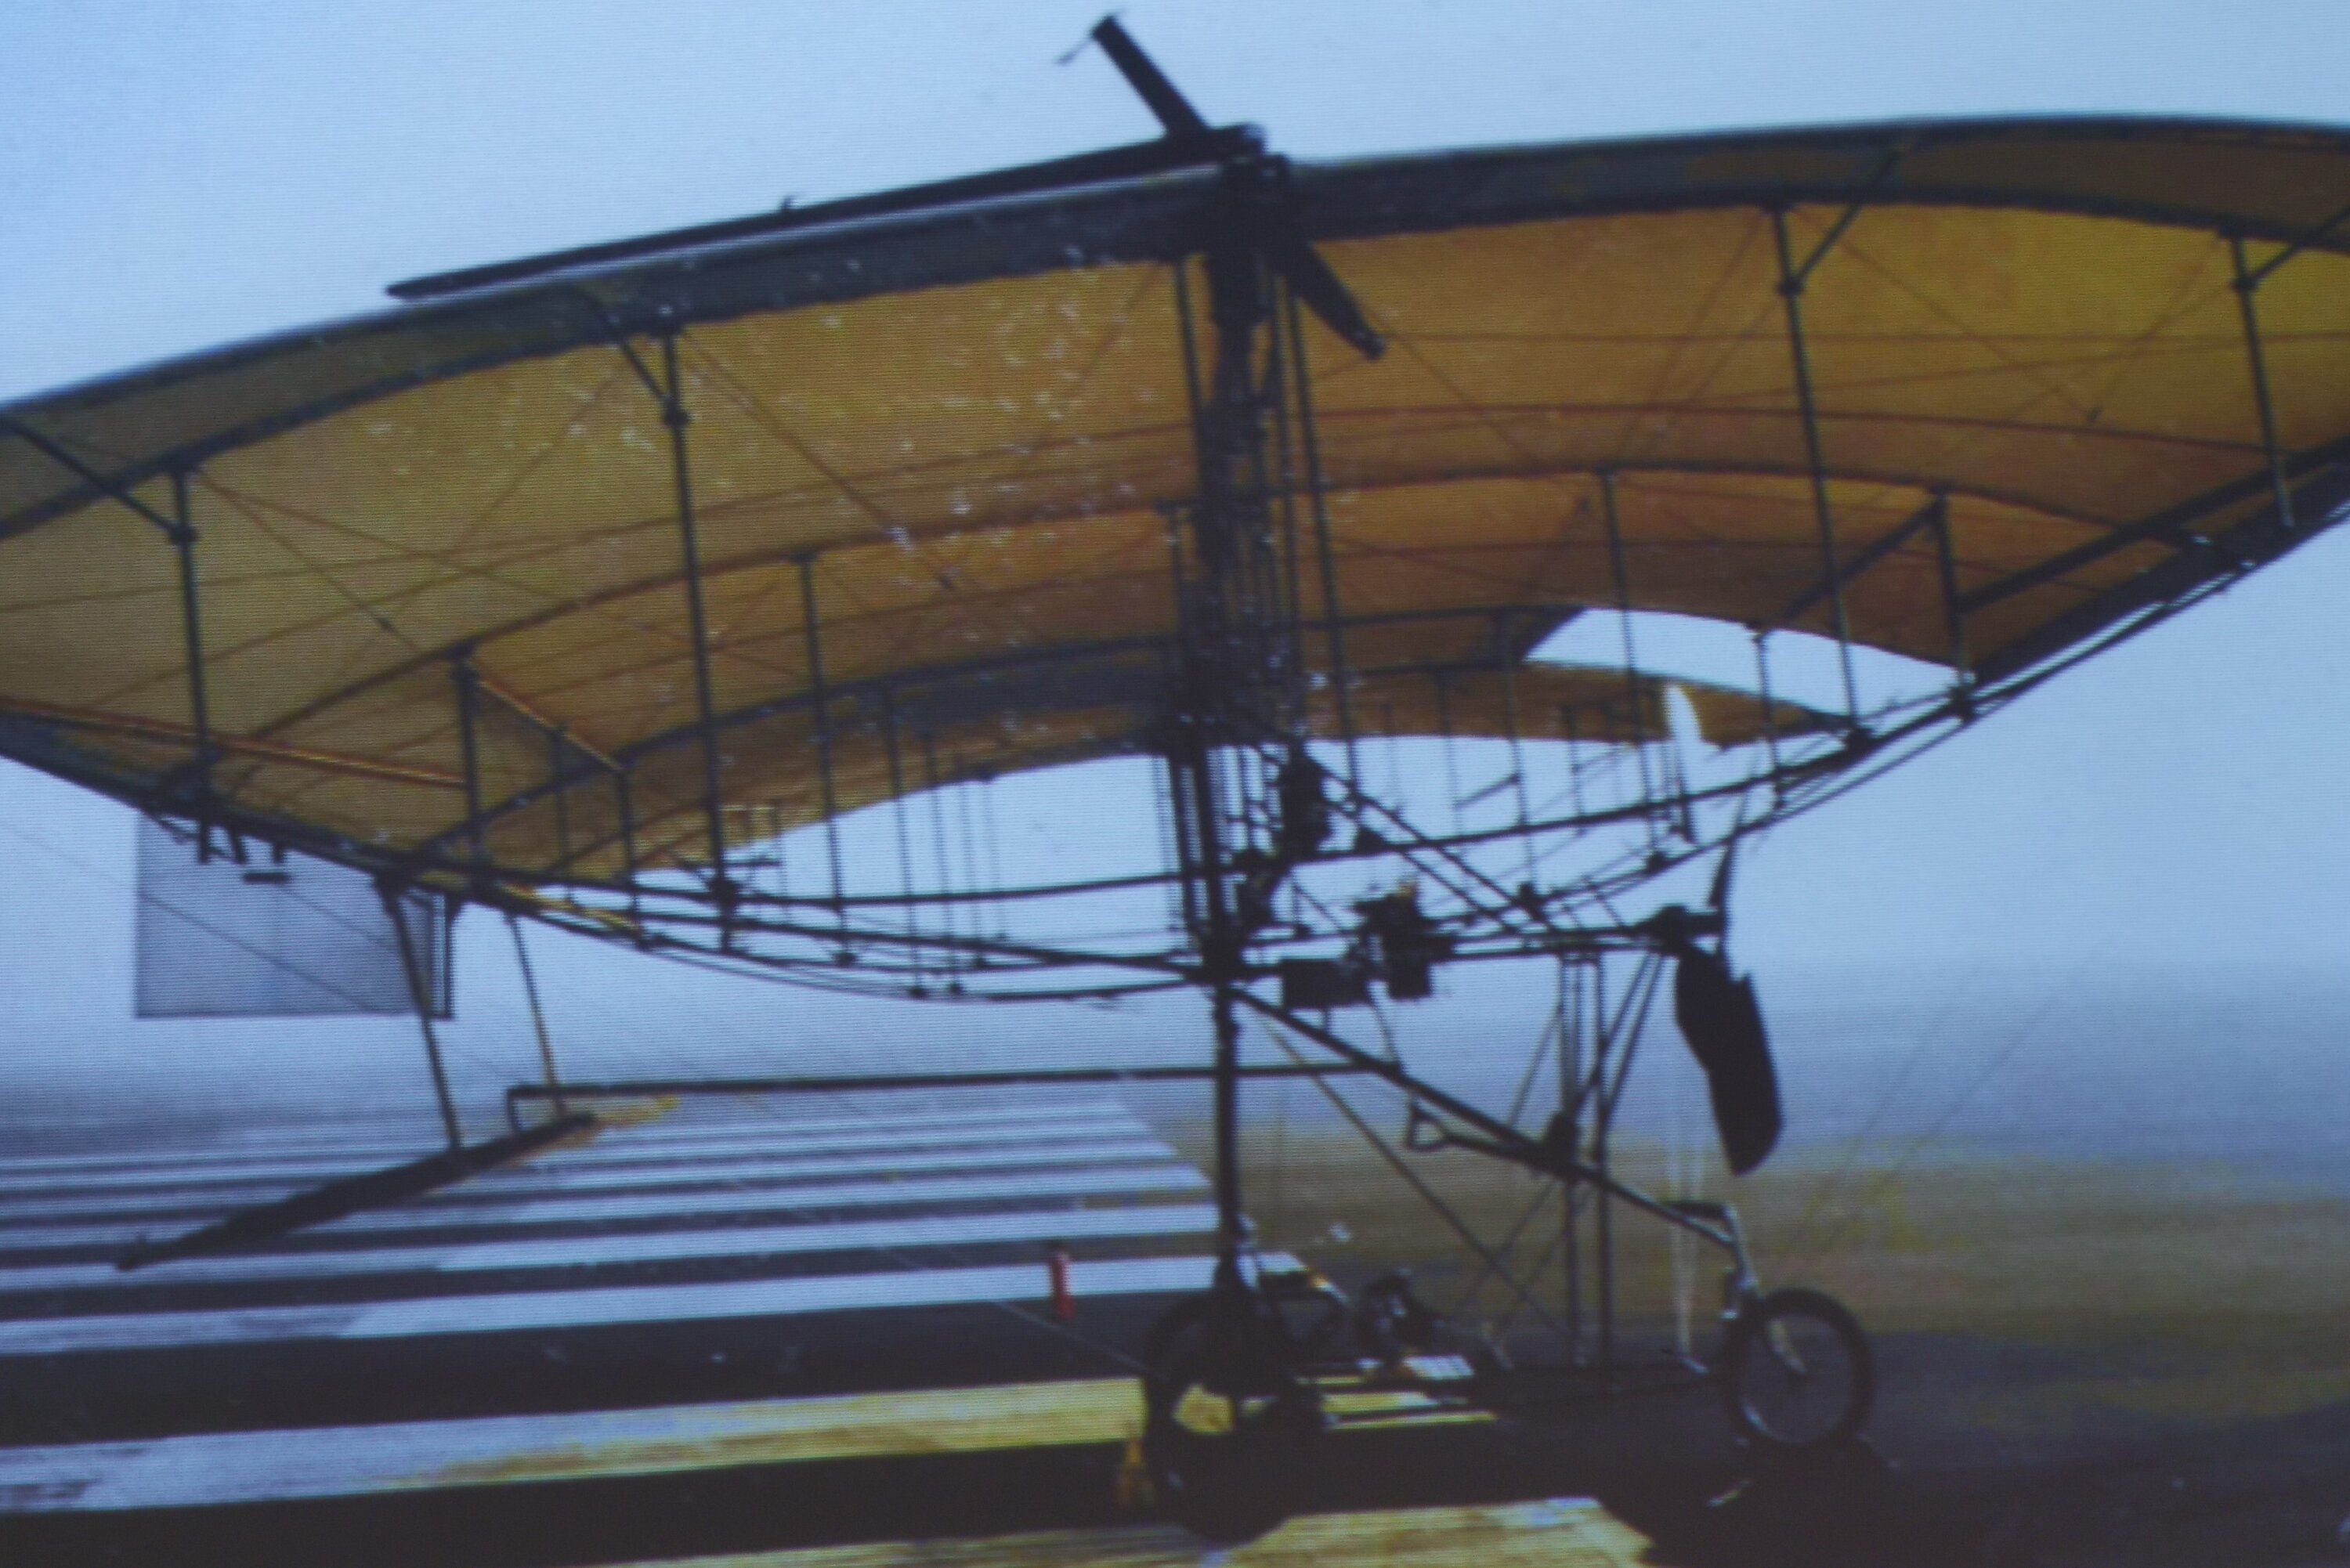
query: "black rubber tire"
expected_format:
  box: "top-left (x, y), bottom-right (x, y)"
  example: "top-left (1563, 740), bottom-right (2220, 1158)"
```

top-left (1717, 1286), bottom-right (1875, 1451)
top-left (1141, 1293), bottom-right (1212, 1407)
top-left (1142, 1295), bottom-right (1320, 1542)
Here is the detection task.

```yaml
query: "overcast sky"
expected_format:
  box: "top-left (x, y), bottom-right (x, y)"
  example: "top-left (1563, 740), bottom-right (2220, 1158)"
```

top-left (4, 2), bottom-right (2349, 1128)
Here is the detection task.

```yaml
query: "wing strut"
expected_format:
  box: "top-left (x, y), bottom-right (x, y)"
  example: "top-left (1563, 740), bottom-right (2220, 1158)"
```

top-left (114, 1113), bottom-right (595, 1273)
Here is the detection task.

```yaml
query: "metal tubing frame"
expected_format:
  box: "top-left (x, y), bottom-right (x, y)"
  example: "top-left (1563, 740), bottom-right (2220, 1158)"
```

top-left (546, 728), bottom-right (575, 874)
top-left (504, 1059), bottom-right (1377, 1128)
top-left (2230, 233), bottom-right (2298, 533)
top-left (1558, 703), bottom-right (1592, 822)
top-left (1500, 656), bottom-right (1537, 886)
top-left (1233, 984), bottom-right (1734, 1253)
top-left (1770, 206), bottom-right (1864, 724)
top-left (1928, 494), bottom-right (1975, 706)
top-left (385, 883), bottom-right (461, 1149)
top-left (879, 686), bottom-right (925, 989)
top-left (1752, 633), bottom-right (1789, 795)
top-left (1596, 472), bottom-right (1661, 846)
top-left (796, 554), bottom-right (850, 925)
top-left (167, 469), bottom-right (217, 858)
top-left (1767, 491), bottom-right (1947, 634)
top-left (920, 728), bottom-right (963, 979)
top-left (1559, 956), bottom-right (1587, 1360)
top-left (614, 767), bottom-right (645, 934)
top-left (505, 909), bottom-right (566, 1116)
top-left (1165, 178), bottom-right (1290, 1274)
top-left (1591, 949), bottom-right (1664, 1365)
top-left (653, 331), bottom-right (732, 902)
top-left (450, 652), bottom-right (488, 874)
top-left (1285, 276), bottom-right (1363, 790)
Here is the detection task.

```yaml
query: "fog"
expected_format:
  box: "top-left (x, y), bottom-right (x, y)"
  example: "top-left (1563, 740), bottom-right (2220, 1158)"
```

top-left (3, 1), bottom-right (2348, 1166)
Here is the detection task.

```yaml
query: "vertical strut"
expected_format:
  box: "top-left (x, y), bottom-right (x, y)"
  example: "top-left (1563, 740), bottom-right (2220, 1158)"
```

top-left (1162, 751), bottom-right (1203, 937)
top-left (1501, 657), bottom-right (1536, 887)
top-left (797, 555), bottom-right (848, 935)
top-left (505, 912), bottom-right (566, 1117)
top-left (2229, 235), bottom-right (2298, 533)
top-left (1770, 208), bottom-right (1863, 724)
top-left (1434, 671), bottom-right (1462, 836)
top-left (450, 652), bottom-right (488, 876)
top-left (614, 768), bottom-right (644, 935)
top-left (1598, 474), bottom-right (1660, 847)
top-left (1560, 706), bottom-right (1587, 822)
top-left (548, 729), bottom-right (574, 876)
top-left (1285, 282), bottom-right (1361, 791)
top-left (880, 687), bottom-right (924, 992)
top-left (979, 775), bottom-right (1008, 945)
top-left (1927, 493), bottom-right (1975, 711)
top-left (952, 771), bottom-right (984, 959)
top-left (1175, 717), bottom-right (1248, 1261)
top-left (1560, 958), bottom-right (1585, 1363)
top-left (1171, 198), bottom-right (1288, 1277)
top-left (1265, 285), bottom-right (1311, 719)
top-left (1752, 631), bottom-right (1784, 779)
top-left (167, 470), bottom-right (217, 860)
top-left (1590, 957), bottom-right (1614, 1366)
top-left (656, 334), bottom-right (732, 907)
top-left (921, 731), bottom-right (960, 985)
top-left (386, 884), bottom-right (461, 1150)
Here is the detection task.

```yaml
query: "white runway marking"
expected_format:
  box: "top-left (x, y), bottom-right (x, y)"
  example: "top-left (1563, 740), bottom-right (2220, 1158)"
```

top-left (0, 1137), bottom-right (1177, 1223)
top-left (0, 1202), bottom-right (1220, 1295)
top-left (0, 1103), bottom-right (1143, 1188)
top-left (0, 1116), bottom-right (1154, 1204)
top-left (0, 1252), bottom-right (1238, 1357)
top-left (0, 1086), bottom-right (1232, 1545)
top-left (0, 1165), bottom-right (1209, 1255)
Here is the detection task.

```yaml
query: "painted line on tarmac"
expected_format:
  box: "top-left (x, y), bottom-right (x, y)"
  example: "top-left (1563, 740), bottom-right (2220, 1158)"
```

top-left (0, 1136), bottom-right (1175, 1224)
top-left (0, 1164), bottom-right (1210, 1261)
top-left (0, 1111), bottom-right (1154, 1202)
top-left (0, 1201), bottom-right (1220, 1295)
top-left (0, 1252), bottom-right (1250, 1357)
top-left (0, 1102), bottom-right (1141, 1185)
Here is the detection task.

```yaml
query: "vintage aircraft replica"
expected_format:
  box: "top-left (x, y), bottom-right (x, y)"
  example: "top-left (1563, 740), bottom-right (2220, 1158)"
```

top-left (2, 17), bottom-right (2346, 1539)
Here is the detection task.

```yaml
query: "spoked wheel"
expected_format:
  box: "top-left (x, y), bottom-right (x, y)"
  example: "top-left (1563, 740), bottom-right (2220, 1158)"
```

top-left (1141, 1291), bottom-right (1322, 1541)
top-left (1717, 1286), bottom-right (1875, 1451)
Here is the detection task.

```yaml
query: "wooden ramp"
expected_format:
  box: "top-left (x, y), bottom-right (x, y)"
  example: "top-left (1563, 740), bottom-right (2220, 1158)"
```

top-left (621, 1499), bottom-right (1654, 1566)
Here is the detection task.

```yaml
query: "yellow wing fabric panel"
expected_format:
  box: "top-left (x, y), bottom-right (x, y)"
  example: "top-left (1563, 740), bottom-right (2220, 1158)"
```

top-left (2, 121), bottom-right (2348, 883)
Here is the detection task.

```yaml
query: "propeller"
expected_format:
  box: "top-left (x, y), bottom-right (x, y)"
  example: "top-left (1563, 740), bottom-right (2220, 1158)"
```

top-left (1673, 804), bottom-right (1782, 1175)
top-left (1086, 16), bottom-right (1385, 361)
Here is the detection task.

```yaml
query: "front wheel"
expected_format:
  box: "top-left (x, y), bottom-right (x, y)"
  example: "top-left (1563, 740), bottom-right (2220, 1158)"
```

top-left (1717, 1286), bottom-right (1874, 1451)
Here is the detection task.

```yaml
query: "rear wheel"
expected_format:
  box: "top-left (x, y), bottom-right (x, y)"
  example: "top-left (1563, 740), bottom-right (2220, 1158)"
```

top-left (1718, 1287), bottom-right (1874, 1451)
top-left (1141, 1292), bottom-right (1321, 1541)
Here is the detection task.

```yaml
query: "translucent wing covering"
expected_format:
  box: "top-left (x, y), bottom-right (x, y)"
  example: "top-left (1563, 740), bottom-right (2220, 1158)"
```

top-left (2, 117), bottom-right (2346, 977)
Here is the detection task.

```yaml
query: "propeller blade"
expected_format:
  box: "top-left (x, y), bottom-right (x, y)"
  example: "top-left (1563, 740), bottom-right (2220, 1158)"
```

top-left (1090, 17), bottom-right (1211, 139)
top-left (1268, 229), bottom-right (1386, 360)
top-left (1088, 16), bottom-right (1383, 361)
top-left (1090, 14), bottom-right (1382, 362)
top-left (1673, 948), bottom-right (1784, 1176)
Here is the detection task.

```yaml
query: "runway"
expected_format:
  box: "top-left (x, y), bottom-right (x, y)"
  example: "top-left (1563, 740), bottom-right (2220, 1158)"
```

top-left (0, 1093), bottom-right (1662, 1565)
